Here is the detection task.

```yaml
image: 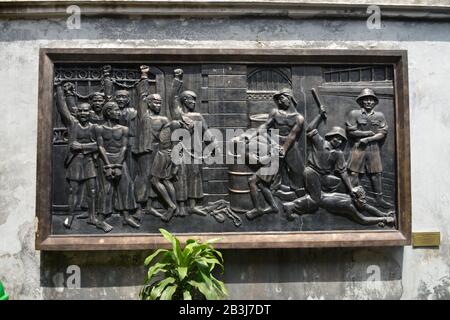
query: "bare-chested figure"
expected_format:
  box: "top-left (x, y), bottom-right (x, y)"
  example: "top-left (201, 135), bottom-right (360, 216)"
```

top-left (96, 101), bottom-right (139, 228)
top-left (254, 88), bottom-right (305, 196)
top-left (55, 82), bottom-right (112, 232)
top-left (151, 120), bottom-right (186, 222)
top-left (133, 65), bottom-right (169, 219)
top-left (169, 69), bottom-right (216, 216)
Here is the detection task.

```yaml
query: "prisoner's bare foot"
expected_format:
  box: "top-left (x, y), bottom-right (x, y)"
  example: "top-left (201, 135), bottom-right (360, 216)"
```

top-left (161, 207), bottom-right (176, 222)
top-left (146, 207), bottom-right (163, 218)
top-left (176, 205), bottom-right (188, 217)
top-left (133, 208), bottom-right (144, 222)
top-left (76, 212), bottom-right (89, 219)
top-left (63, 216), bottom-right (74, 229)
top-left (86, 217), bottom-right (99, 226)
top-left (263, 205), bottom-right (280, 215)
top-left (96, 220), bottom-right (113, 233)
top-left (123, 216), bottom-right (140, 228)
top-left (245, 208), bottom-right (263, 220)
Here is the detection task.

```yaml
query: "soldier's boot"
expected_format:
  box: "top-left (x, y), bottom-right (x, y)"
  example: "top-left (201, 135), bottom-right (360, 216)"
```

top-left (375, 193), bottom-right (392, 209)
top-left (372, 174), bottom-right (392, 209)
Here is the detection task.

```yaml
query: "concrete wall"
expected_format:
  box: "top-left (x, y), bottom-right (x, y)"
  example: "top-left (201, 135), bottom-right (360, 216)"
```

top-left (0, 15), bottom-right (450, 300)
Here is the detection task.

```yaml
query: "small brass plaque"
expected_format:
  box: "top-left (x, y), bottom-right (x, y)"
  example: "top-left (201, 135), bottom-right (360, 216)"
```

top-left (412, 232), bottom-right (440, 247)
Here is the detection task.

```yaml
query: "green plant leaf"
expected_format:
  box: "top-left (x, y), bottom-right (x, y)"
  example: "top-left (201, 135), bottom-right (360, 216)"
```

top-left (210, 275), bottom-right (228, 297)
top-left (159, 228), bottom-right (182, 265)
top-left (160, 284), bottom-right (178, 300)
top-left (177, 266), bottom-right (188, 281)
top-left (183, 290), bottom-right (192, 300)
top-left (147, 263), bottom-right (168, 281)
top-left (159, 228), bottom-right (175, 243)
top-left (144, 248), bottom-right (169, 266)
top-left (188, 280), bottom-right (217, 300)
top-left (148, 277), bottom-right (176, 300)
top-left (142, 231), bottom-right (227, 301)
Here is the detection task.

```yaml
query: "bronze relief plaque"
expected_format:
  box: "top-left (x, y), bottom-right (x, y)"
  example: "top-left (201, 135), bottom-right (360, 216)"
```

top-left (36, 49), bottom-right (411, 250)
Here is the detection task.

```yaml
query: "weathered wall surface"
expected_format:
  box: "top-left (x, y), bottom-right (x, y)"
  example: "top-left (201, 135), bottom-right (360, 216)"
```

top-left (0, 16), bottom-right (449, 300)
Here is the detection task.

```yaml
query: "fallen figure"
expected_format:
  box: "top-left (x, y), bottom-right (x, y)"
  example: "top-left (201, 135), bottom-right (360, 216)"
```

top-left (283, 186), bottom-right (395, 227)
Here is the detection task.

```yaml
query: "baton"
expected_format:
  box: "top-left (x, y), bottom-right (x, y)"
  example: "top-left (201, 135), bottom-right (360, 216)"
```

top-left (311, 88), bottom-right (327, 121)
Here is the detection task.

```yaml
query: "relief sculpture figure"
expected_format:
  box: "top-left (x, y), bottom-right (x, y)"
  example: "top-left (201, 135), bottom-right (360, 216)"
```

top-left (283, 102), bottom-right (394, 226)
top-left (132, 65), bottom-right (167, 219)
top-left (55, 82), bottom-right (109, 231)
top-left (235, 133), bottom-right (283, 220)
top-left (170, 69), bottom-right (216, 216)
top-left (50, 63), bottom-right (398, 235)
top-left (151, 120), bottom-right (187, 223)
top-left (95, 101), bottom-right (139, 228)
top-left (346, 88), bottom-right (392, 209)
top-left (254, 89), bottom-right (305, 197)
top-left (114, 89), bottom-right (138, 180)
top-left (89, 92), bottom-right (106, 124)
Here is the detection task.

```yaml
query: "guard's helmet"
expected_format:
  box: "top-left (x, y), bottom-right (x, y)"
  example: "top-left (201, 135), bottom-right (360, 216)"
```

top-left (325, 126), bottom-right (347, 141)
top-left (356, 88), bottom-right (379, 105)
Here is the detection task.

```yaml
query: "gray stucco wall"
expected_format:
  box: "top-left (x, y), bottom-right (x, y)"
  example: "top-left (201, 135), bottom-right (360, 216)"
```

top-left (0, 15), bottom-right (449, 300)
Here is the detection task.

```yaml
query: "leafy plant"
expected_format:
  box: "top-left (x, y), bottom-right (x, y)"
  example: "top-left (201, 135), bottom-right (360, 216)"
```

top-left (140, 228), bottom-right (228, 300)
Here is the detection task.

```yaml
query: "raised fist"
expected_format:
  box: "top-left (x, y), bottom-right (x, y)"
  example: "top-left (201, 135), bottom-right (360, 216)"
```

top-left (174, 68), bottom-right (183, 80)
top-left (140, 65), bottom-right (150, 79)
top-left (63, 82), bottom-right (75, 95)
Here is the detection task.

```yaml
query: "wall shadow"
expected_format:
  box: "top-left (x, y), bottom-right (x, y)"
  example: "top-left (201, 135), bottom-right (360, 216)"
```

top-left (40, 246), bottom-right (404, 288)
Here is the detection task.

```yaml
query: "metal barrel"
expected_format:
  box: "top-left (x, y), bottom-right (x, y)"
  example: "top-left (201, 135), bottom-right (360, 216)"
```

top-left (228, 163), bottom-right (254, 213)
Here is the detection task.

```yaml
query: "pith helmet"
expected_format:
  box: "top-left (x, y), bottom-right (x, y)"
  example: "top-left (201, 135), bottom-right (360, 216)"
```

top-left (273, 88), bottom-right (298, 106)
top-left (325, 126), bottom-right (347, 141)
top-left (179, 90), bottom-right (197, 100)
top-left (356, 88), bottom-right (379, 105)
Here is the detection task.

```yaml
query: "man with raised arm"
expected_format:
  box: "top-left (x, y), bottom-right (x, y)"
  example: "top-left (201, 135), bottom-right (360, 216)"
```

top-left (55, 81), bottom-right (112, 232)
top-left (255, 88), bottom-right (305, 196)
top-left (133, 65), bottom-right (169, 219)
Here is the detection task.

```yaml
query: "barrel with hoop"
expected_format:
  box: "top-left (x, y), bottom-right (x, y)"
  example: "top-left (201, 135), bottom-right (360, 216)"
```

top-left (227, 135), bottom-right (254, 213)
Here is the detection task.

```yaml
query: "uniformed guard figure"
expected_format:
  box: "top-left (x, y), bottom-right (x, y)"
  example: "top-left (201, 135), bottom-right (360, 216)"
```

top-left (282, 106), bottom-right (394, 226)
top-left (304, 107), bottom-right (354, 201)
top-left (346, 88), bottom-right (392, 209)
